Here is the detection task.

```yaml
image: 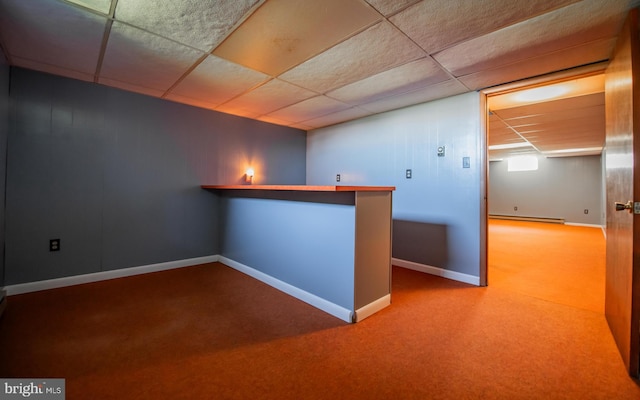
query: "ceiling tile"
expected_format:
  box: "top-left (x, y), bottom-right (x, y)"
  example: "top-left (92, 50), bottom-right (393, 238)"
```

top-left (216, 79), bottom-right (317, 117)
top-left (264, 96), bottom-right (352, 123)
top-left (303, 107), bottom-right (374, 129)
top-left (256, 114), bottom-right (294, 127)
top-left (164, 94), bottom-right (219, 112)
top-left (11, 56), bottom-right (95, 83)
top-left (391, 0), bottom-right (578, 54)
top-left (364, 0), bottom-right (422, 16)
top-left (98, 77), bottom-right (166, 98)
top-left (100, 21), bottom-right (204, 92)
top-left (496, 93), bottom-right (604, 119)
top-left (0, 0), bottom-right (106, 75)
top-left (115, 0), bottom-right (259, 52)
top-left (66, 0), bottom-right (112, 14)
top-left (279, 21), bottom-right (426, 93)
top-left (434, 0), bottom-right (629, 77)
top-left (327, 57), bottom-right (450, 105)
top-left (212, 0), bottom-right (382, 76)
top-left (458, 38), bottom-right (615, 90)
top-left (168, 55), bottom-right (270, 107)
top-left (359, 79), bottom-right (469, 114)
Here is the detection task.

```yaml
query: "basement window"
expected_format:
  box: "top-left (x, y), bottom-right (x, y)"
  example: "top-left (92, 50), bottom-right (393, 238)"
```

top-left (507, 155), bottom-right (538, 172)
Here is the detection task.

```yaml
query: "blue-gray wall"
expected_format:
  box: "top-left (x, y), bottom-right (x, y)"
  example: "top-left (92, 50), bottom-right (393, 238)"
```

top-left (5, 68), bottom-right (306, 285)
top-left (0, 53), bottom-right (8, 288)
top-left (219, 194), bottom-right (356, 309)
top-left (488, 155), bottom-right (603, 225)
top-left (307, 93), bottom-right (482, 279)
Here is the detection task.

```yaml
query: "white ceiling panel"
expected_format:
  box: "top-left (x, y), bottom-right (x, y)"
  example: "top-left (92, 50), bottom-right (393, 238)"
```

top-left (391, 0), bottom-right (579, 54)
top-left (168, 55), bottom-right (270, 107)
top-left (212, 0), bottom-right (381, 76)
top-left (495, 93), bottom-right (604, 119)
top-left (360, 79), bottom-right (469, 114)
top-left (100, 21), bottom-right (204, 92)
top-left (327, 57), bottom-right (450, 105)
top-left (279, 21), bottom-right (425, 94)
top-left (434, 0), bottom-right (629, 77)
top-left (66, 0), bottom-right (112, 14)
top-left (364, 0), bottom-right (421, 16)
top-left (164, 93), bottom-right (219, 112)
top-left (0, 0), bottom-right (636, 146)
top-left (115, 0), bottom-right (260, 52)
top-left (98, 77), bottom-right (167, 98)
top-left (264, 96), bottom-right (352, 123)
top-left (0, 0), bottom-right (106, 75)
top-left (458, 38), bottom-right (615, 90)
top-left (302, 107), bottom-right (374, 129)
top-left (216, 78), bottom-right (317, 117)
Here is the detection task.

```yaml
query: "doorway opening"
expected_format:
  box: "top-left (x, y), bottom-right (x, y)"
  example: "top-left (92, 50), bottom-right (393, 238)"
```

top-left (482, 66), bottom-right (607, 313)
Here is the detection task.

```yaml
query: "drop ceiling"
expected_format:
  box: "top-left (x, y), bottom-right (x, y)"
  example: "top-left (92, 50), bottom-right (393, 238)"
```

top-left (0, 0), bottom-right (637, 150)
top-left (488, 74), bottom-right (606, 160)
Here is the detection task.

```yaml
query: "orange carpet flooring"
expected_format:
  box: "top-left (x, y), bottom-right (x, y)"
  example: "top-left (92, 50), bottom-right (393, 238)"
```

top-left (488, 219), bottom-right (606, 313)
top-left (0, 220), bottom-right (638, 399)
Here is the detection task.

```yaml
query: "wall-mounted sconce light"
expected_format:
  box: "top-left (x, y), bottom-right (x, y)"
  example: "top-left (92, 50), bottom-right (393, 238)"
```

top-left (245, 168), bottom-right (254, 183)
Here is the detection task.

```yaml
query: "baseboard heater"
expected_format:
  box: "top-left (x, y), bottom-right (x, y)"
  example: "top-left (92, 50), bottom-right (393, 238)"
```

top-left (489, 215), bottom-right (565, 224)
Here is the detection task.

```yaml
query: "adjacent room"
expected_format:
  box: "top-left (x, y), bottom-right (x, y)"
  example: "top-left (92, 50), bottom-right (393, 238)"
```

top-left (0, 1), bottom-right (639, 398)
top-left (487, 75), bottom-right (606, 313)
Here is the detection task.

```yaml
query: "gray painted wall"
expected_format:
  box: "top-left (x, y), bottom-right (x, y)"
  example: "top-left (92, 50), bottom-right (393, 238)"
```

top-left (5, 68), bottom-right (306, 285)
top-left (307, 93), bottom-right (482, 278)
top-left (488, 155), bottom-right (603, 225)
top-left (0, 53), bottom-right (8, 288)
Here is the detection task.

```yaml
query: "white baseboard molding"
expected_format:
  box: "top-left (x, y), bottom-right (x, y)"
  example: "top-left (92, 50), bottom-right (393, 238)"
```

top-left (564, 222), bottom-right (605, 229)
top-left (4, 255), bottom-right (220, 296)
top-left (354, 294), bottom-right (390, 323)
top-left (218, 256), bottom-right (353, 323)
top-left (392, 258), bottom-right (480, 286)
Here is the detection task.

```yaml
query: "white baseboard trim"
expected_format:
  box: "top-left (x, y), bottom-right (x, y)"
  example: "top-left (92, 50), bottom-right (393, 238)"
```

top-left (392, 258), bottom-right (480, 286)
top-left (354, 294), bottom-right (390, 322)
top-left (218, 256), bottom-right (353, 323)
top-left (4, 255), bottom-right (220, 296)
top-left (565, 223), bottom-right (605, 229)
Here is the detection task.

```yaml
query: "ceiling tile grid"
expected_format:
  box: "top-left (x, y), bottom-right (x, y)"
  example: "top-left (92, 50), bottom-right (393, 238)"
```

top-left (277, 21), bottom-right (427, 94)
top-left (364, 0), bottom-right (422, 17)
top-left (212, 0), bottom-right (382, 76)
top-left (100, 21), bottom-right (207, 93)
top-left (390, 0), bottom-right (581, 55)
top-left (0, 0), bottom-right (638, 144)
top-left (0, 0), bottom-right (107, 77)
top-left (433, 0), bottom-right (632, 77)
top-left (114, 0), bottom-right (260, 52)
top-left (326, 57), bottom-right (450, 106)
top-left (264, 95), bottom-right (353, 124)
top-left (215, 78), bottom-right (317, 118)
top-left (166, 54), bottom-right (270, 106)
